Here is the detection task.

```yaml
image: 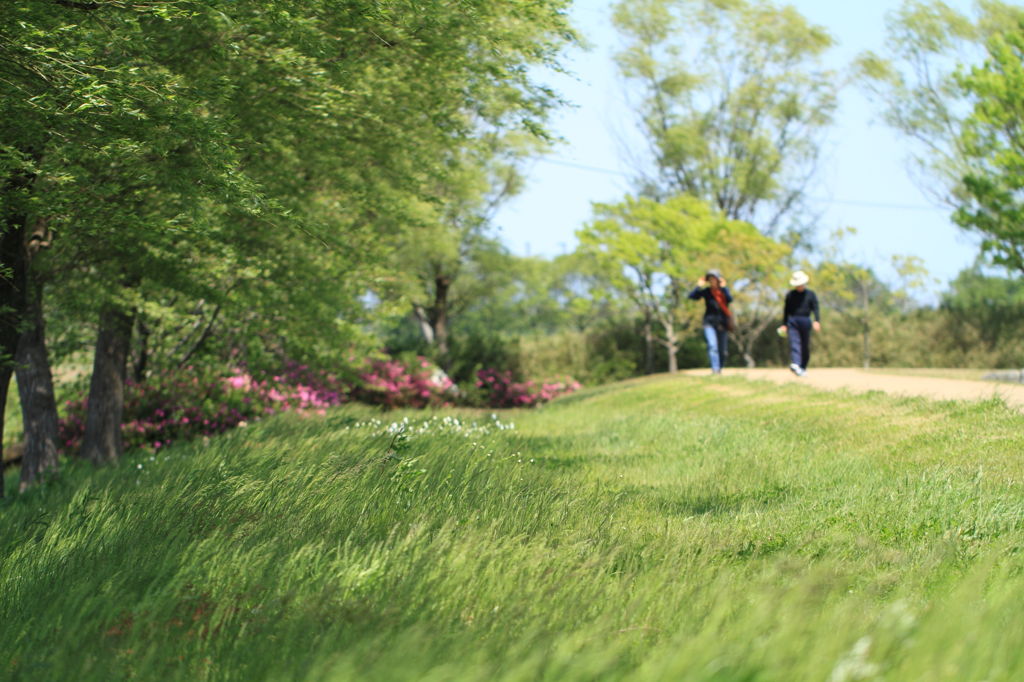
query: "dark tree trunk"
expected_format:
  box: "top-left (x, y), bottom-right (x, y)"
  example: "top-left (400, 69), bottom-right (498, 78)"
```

top-left (16, 278), bottom-right (59, 490)
top-left (0, 172), bottom-right (34, 498)
top-left (661, 319), bottom-right (678, 373)
top-left (80, 306), bottom-right (133, 465)
top-left (862, 321), bottom-right (871, 369)
top-left (431, 275), bottom-right (451, 365)
top-left (861, 286), bottom-right (871, 369)
top-left (0, 368), bottom-right (12, 495)
top-left (133, 318), bottom-right (150, 383)
top-left (642, 315), bottom-right (655, 375)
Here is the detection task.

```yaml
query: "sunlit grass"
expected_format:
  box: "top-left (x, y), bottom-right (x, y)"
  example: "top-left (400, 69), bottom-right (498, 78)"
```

top-left (2, 375), bottom-right (1024, 680)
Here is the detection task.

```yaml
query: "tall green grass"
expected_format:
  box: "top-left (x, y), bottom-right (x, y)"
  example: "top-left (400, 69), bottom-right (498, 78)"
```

top-left (3, 376), bottom-right (1024, 680)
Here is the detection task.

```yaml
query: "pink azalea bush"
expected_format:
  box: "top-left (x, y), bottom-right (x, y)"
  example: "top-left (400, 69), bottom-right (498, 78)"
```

top-left (475, 368), bottom-right (581, 408)
top-left (56, 356), bottom-right (579, 456)
top-left (58, 363), bottom-right (347, 455)
top-left (350, 357), bottom-right (456, 409)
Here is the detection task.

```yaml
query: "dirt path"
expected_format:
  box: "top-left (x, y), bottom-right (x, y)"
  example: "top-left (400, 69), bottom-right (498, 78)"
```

top-left (682, 368), bottom-right (1024, 410)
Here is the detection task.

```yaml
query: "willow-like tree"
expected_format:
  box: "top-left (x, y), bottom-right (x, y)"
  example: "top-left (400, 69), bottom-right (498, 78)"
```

top-left (612, 0), bottom-right (838, 237)
top-left (856, 0), bottom-right (1024, 207)
top-left (1, 0), bottom-right (249, 484)
top-left (1, 0), bottom-right (576, 485)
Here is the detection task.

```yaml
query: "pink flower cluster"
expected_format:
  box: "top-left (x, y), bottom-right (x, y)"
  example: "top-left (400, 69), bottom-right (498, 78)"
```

top-left (225, 361), bottom-right (346, 414)
top-left (54, 357), bottom-right (573, 457)
top-left (351, 357), bottom-right (456, 409)
top-left (57, 363), bottom-right (348, 455)
top-left (475, 369), bottom-right (581, 408)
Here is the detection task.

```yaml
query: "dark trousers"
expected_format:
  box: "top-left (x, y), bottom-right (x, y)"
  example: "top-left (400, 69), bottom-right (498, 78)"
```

top-left (787, 316), bottom-right (812, 369)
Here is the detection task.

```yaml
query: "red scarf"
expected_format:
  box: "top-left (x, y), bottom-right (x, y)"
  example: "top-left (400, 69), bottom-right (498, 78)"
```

top-left (710, 287), bottom-right (731, 318)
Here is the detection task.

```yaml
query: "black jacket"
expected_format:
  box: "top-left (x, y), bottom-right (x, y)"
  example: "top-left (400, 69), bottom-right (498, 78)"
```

top-left (689, 286), bottom-right (733, 325)
top-left (783, 289), bottom-right (820, 323)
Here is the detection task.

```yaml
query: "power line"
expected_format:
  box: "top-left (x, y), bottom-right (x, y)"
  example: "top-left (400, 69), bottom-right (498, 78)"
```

top-left (535, 156), bottom-right (947, 212)
top-left (537, 156), bottom-right (631, 177)
top-left (814, 197), bottom-right (946, 212)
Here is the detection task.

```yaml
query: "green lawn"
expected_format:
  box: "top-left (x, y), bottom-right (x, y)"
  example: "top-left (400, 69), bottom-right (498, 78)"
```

top-left (3, 375), bottom-right (1024, 680)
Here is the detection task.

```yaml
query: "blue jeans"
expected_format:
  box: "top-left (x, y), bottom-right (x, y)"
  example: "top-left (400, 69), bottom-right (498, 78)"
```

top-left (787, 316), bottom-right (812, 369)
top-left (703, 324), bottom-right (728, 372)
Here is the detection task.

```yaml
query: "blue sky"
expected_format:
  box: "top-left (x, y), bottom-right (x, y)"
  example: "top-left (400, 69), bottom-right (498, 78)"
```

top-left (491, 0), bottom-right (984, 299)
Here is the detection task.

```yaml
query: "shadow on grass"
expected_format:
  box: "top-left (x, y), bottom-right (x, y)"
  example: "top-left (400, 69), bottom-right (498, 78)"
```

top-left (547, 380), bottom-right (648, 408)
top-left (645, 483), bottom-right (791, 518)
top-left (510, 432), bottom-right (666, 471)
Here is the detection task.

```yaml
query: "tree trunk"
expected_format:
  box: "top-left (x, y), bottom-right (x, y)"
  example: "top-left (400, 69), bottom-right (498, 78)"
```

top-left (0, 172), bottom-right (34, 498)
top-left (862, 323), bottom-right (871, 369)
top-left (15, 278), bottom-right (60, 490)
top-left (133, 318), bottom-right (150, 383)
top-left (412, 304), bottom-right (435, 345)
top-left (80, 306), bottom-right (133, 465)
top-left (861, 286), bottom-right (871, 369)
top-left (663, 320), bottom-right (678, 373)
top-left (738, 316), bottom-right (774, 368)
top-left (431, 275), bottom-right (451, 365)
top-left (642, 314), bottom-right (655, 375)
top-left (0, 368), bottom-right (12, 496)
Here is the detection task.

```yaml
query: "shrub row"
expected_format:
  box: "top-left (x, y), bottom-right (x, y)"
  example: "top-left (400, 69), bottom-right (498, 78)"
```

top-left (57, 358), bottom-right (578, 454)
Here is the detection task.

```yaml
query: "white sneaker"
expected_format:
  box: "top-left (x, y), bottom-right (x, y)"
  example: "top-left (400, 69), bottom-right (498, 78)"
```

top-left (789, 363), bottom-right (801, 375)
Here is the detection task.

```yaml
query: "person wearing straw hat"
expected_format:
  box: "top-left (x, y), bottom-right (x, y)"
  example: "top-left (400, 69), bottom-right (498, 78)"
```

top-left (688, 269), bottom-right (734, 374)
top-left (777, 270), bottom-right (821, 376)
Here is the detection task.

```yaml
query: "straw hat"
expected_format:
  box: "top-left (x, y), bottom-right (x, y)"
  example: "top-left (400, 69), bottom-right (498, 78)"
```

top-left (789, 270), bottom-right (810, 287)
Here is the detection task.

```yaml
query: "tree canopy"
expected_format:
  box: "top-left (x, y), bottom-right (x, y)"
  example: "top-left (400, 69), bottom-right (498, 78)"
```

top-left (954, 25), bottom-right (1024, 274)
top-left (612, 0), bottom-right (838, 237)
top-left (0, 0), bottom-right (577, 482)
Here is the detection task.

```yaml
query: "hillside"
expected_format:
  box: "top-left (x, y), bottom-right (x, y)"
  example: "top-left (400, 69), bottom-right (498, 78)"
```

top-left (3, 374), bottom-right (1024, 680)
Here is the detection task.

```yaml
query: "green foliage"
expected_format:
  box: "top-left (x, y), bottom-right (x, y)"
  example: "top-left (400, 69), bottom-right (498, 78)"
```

top-left (516, 326), bottom-right (642, 385)
top-left (856, 0), bottom-right (1024, 207)
top-left (938, 265), bottom-right (1024, 366)
top-left (804, 229), bottom-right (937, 368)
top-left (444, 320), bottom-right (521, 386)
top-left (578, 194), bottom-right (789, 370)
top-left (814, 260), bottom-right (900, 368)
top-left (374, 121), bottom-right (557, 379)
top-left (955, 25), bottom-right (1024, 274)
top-left (2, 0), bottom-right (578, 370)
top-left (5, 377), bottom-right (1024, 678)
top-left (381, 249), bottom-right (640, 385)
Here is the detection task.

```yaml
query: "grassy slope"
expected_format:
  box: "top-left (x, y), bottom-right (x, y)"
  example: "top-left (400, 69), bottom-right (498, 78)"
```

top-left (2, 375), bottom-right (1024, 680)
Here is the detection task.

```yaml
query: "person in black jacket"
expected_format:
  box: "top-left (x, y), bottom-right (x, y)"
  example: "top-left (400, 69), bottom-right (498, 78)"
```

top-left (777, 270), bottom-right (821, 376)
top-left (688, 269), bottom-right (733, 374)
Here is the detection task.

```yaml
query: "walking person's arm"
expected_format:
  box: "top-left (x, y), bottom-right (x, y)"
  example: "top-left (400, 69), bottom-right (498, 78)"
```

top-left (688, 278), bottom-right (707, 300)
top-left (810, 291), bottom-right (821, 332)
top-left (777, 290), bottom-right (791, 335)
